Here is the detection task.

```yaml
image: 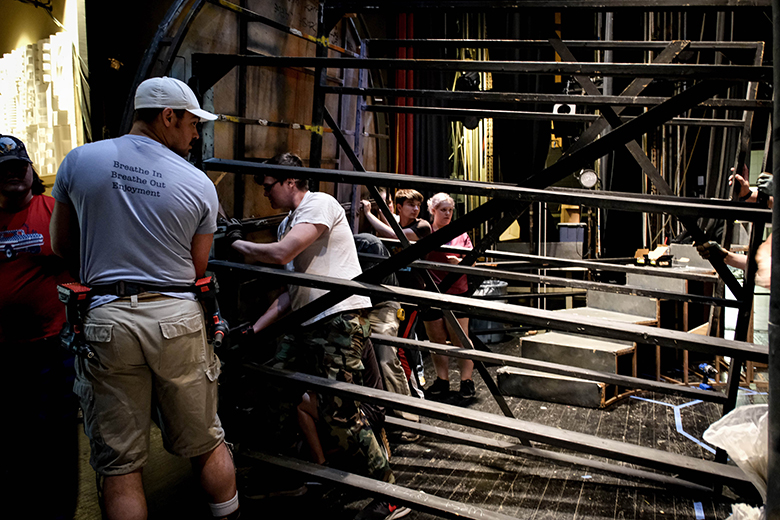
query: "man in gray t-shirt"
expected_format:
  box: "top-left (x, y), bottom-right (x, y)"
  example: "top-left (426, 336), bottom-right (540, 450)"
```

top-left (51, 77), bottom-right (239, 520)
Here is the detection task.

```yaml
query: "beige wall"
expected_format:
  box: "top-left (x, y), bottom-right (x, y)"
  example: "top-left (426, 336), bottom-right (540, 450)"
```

top-left (0, 1), bottom-right (67, 56)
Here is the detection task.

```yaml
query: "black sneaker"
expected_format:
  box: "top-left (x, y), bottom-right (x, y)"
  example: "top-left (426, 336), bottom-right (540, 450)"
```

top-left (354, 500), bottom-right (411, 520)
top-left (425, 377), bottom-right (450, 400)
top-left (459, 379), bottom-right (476, 400)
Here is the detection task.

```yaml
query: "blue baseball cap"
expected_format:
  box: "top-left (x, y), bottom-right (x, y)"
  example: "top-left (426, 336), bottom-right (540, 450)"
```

top-left (0, 135), bottom-right (32, 165)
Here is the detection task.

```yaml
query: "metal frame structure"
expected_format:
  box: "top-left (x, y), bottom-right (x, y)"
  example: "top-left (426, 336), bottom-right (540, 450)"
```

top-left (768, 2), bottom-right (779, 517)
top-left (125, 0), bottom-right (776, 516)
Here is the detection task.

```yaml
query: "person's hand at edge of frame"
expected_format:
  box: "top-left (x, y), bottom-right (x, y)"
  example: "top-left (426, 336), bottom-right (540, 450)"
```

top-left (728, 166), bottom-right (752, 201)
top-left (757, 172), bottom-right (774, 197)
top-left (696, 240), bottom-right (728, 261)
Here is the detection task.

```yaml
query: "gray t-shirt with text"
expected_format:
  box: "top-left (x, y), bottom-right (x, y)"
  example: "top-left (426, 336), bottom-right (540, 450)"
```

top-left (52, 134), bottom-right (218, 293)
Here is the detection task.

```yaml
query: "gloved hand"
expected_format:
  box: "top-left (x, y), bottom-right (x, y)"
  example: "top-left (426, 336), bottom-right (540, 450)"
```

top-left (224, 218), bottom-right (244, 244)
top-left (229, 322), bottom-right (255, 345)
top-left (757, 173), bottom-right (774, 197)
top-left (696, 241), bottom-right (728, 261)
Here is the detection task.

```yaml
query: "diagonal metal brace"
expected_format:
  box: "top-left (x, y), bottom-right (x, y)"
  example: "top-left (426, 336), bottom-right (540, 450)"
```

top-left (548, 36), bottom-right (744, 300)
top-left (322, 108), bottom-right (525, 438)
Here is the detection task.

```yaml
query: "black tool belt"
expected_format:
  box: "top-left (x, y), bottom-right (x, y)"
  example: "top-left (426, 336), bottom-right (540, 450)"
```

top-left (88, 281), bottom-right (196, 298)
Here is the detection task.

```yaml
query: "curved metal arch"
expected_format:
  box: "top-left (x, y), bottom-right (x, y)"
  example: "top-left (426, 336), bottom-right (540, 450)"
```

top-left (120, 0), bottom-right (209, 134)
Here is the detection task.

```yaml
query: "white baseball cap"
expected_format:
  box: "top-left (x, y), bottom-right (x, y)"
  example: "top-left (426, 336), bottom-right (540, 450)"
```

top-left (134, 76), bottom-right (217, 122)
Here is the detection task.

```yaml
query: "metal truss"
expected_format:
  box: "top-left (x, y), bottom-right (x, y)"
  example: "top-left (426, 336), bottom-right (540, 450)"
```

top-left (247, 364), bottom-right (755, 490)
top-left (208, 260), bottom-right (768, 363)
top-left (246, 451), bottom-right (526, 520)
top-left (324, 0), bottom-right (771, 10)
top-left (372, 334), bottom-right (729, 403)
top-left (323, 85), bottom-right (771, 110)
top-left (361, 105), bottom-right (746, 127)
top-left (204, 159), bottom-right (771, 222)
top-left (376, 238), bottom-right (722, 283)
top-left (191, 54), bottom-right (772, 82)
top-left (128, 0), bottom-right (777, 513)
top-left (365, 38), bottom-right (764, 51)
top-left (368, 255), bottom-right (738, 307)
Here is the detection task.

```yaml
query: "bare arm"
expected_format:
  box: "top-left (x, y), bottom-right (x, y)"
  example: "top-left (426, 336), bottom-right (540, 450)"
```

top-left (361, 200), bottom-right (422, 240)
top-left (696, 240), bottom-right (748, 271)
top-left (231, 222), bottom-right (327, 265)
top-left (755, 233), bottom-right (772, 288)
top-left (50, 200), bottom-right (80, 263)
top-left (191, 233), bottom-right (214, 278)
top-left (252, 291), bottom-right (291, 333)
top-left (724, 251), bottom-right (748, 270)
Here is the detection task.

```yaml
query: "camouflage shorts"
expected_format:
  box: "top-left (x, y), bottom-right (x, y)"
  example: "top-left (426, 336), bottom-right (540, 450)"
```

top-left (275, 311), bottom-right (393, 483)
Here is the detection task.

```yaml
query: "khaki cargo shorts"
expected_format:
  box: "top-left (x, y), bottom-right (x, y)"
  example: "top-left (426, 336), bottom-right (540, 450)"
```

top-left (74, 294), bottom-right (224, 476)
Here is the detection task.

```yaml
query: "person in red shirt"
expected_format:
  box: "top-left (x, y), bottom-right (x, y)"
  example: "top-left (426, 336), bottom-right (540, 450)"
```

top-left (0, 134), bottom-right (78, 519)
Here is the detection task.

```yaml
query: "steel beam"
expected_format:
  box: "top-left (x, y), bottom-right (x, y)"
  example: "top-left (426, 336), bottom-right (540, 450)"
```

top-left (550, 36), bottom-right (680, 195)
top-left (526, 77), bottom-right (743, 305)
top-left (549, 38), bottom-right (744, 298)
top-left (363, 104), bottom-right (746, 127)
top-left (324, 85), bottom-right (771, 110)
top-left (322, 109), bottom-right (525, 433)
top-left (558, 40), bottom-right (688, 160)
top-left (203, 159), bottom-right (771, 223)
top-left (246, 451), bottom-right (522, 520)
top-left (717, 41), bottom-right (768, 430)
top-left (357, 251), bottom-right (729, 307)
top-left (474, 291), bottom-right (585, 300)
top-left (383, 416), bottom-right (715, 493)
top-left (208, 259), bottom-right (768, 362)
top-left (385, 257), bottom-right (739, 307)
top-left (249, 365), bottom-right (752, 488)
top-left (378, 239), bottom-right (720, 283)
top-left (372, 334), bottom-right (728, 403)
top-left (325, 0), bottom-right (771, 10)
top-left (513, 82), bottom-right (731, 188)
top-left (322, 109), bottom-right (411, 246)
top-left (189, 54), bottom-right (772, 81)
top-left (364, 39), bottom-right (763, 51)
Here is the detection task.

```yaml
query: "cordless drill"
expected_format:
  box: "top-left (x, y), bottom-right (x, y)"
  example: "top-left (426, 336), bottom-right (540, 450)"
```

top-left (57, 282), bottom-right (97, 361)
top-left (194, 276), bottom-right (229, 348)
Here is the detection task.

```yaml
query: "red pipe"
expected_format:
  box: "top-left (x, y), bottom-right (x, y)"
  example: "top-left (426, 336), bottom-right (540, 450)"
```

top-left (406, 13), bottom-right (414, 176)
top-left (396, 13), bottom-right (407, 175)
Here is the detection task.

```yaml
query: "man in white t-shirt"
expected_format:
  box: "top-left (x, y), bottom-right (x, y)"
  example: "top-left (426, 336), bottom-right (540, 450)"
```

top-left (228, 153), bottom-right (401, 499)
